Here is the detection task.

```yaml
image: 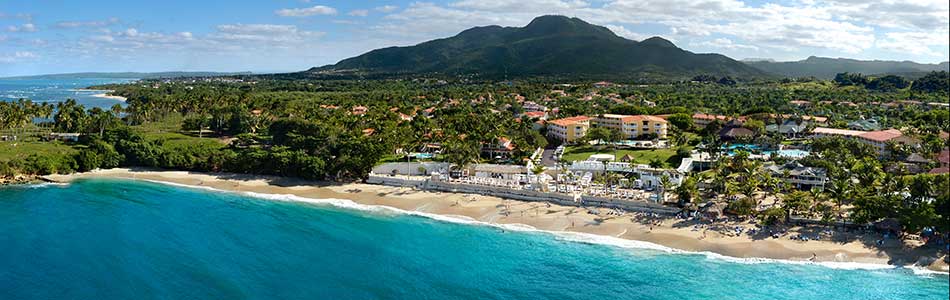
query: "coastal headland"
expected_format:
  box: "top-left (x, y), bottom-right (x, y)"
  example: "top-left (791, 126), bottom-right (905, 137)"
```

top-left (44, 168), bottom-right (949, 273)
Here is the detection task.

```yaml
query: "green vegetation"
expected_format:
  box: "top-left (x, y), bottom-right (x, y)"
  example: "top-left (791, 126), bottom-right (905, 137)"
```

top-left (1, 58), bottom-right (948, 237)
top-left (318, 15), bottom-right (766, 80)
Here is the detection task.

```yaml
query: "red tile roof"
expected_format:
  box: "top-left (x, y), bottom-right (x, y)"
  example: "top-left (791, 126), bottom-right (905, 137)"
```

top-left (938, 149), bottom-right (949, 164)
top-left (692, 113), bottom-right (745, 122)
top-left (523, 111), bottom-right (546, 118)
top-left (858, 129), bottom-right (903, 142)
top-left (548, 116), bottom-right (591, 127)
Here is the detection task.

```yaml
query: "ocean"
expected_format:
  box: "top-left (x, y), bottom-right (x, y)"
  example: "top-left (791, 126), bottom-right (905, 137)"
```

top-left (1, 179), bottom-right (947, 300)
top-left (0, 78), bottom-right (133, 109)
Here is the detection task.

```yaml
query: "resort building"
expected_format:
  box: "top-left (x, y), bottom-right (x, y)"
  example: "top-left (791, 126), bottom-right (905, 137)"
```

top-left (590, 114), bottom-right (668, 139)
top-left (766, 120), bottom-right (808, 138)
top-left (811, 127), bottom-right (919, 155)
top-left (547, 116), bottom-right (591, 144)
top-left (767, 162), bottom-right (828, 191)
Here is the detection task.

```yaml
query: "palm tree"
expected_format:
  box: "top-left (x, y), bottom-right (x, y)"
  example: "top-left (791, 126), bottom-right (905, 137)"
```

top-left (531, 162), bottom-right (546, 191)
top-left (658, 174), bottom-right (672, 203)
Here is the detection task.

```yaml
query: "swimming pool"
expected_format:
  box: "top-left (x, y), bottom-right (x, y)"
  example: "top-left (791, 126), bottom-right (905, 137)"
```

top-left (723, 143), bottom-right (762, 151)
top-left (410, 153), bottom-right (435, 159)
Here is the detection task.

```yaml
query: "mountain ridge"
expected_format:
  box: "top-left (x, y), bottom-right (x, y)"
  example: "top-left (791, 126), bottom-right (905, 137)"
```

top-left (312, 15), bottom-right (768, 79)
top-left (745, 56), bottom-right (949, 79)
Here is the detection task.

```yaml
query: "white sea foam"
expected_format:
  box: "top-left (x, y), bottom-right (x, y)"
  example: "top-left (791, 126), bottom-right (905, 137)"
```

top-left (70, 178), bottom-right (950, 276)
top-left (7, 182), bottom-right (70, 189)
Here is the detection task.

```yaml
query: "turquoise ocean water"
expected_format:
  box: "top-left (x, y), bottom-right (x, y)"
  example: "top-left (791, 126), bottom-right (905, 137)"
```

top-left (0, 78), bottom-right (132, 109)
top-left (1, 179), bottom-right (947, 299)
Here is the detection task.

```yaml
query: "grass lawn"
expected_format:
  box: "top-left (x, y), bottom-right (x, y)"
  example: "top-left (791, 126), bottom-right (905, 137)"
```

top-left (561, 145), bottom-right (687, 168)
top-left (0, 139), bottom-right (80, 162)
top-left (134, 114), bottom-right (227, 149)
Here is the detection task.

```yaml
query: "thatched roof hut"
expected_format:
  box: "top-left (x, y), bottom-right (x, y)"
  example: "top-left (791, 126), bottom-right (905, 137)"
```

top-left (874, 218), bottom-right (902, 235)
top-left (701, 202), bottom-right (726, 220)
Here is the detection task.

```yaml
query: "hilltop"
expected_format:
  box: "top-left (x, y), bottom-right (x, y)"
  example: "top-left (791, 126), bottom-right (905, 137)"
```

top-left (311, 15), bottom-right (768, 80)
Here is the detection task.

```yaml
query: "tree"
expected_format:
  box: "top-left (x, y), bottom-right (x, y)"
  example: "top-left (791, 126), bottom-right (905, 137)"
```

top-left (910, 71), bottom-right (949, 94)
top-left (717, 76), bottom-right (737, 86)
top-left (443, 139), bottom-right (480, 172)
top-left (866, 75), bottom-right (909, 91)
top-left (585, 127), bottom-right (613, 144)
top-left (658, 174), bottom-right (672, 203)
top-left (531, 163), bottom-right (546, 191)
top-left (675, 176), bottom-right (700, 206)
top-left (742, 119), bottom-right (766, 136)
top-left (666, 113), bottom-right (693, 131)
top-left (54, 99), bottom-right (87, 133)
top-left (182, 114), bottom-right (211, 138)
top-left (782, 191), bottom-right (813, 221)
top-left (833, 72), bottom-right (868, 86)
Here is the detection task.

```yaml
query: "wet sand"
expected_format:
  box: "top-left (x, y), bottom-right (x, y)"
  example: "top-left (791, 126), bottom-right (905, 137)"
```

top-left (44, 168), bottom-right (948, 272)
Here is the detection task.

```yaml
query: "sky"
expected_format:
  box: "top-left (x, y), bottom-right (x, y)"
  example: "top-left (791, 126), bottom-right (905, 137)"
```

top-left (1, 0), bottom-right (948, 77)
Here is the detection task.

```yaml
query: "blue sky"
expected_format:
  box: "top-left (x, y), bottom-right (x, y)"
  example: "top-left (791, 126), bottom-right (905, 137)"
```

top-left (1, 0), bottom-right (948, 76)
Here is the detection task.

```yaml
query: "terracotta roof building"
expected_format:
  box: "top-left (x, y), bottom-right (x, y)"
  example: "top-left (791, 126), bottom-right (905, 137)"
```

top-left (547, 116), bottom-right (592, 144)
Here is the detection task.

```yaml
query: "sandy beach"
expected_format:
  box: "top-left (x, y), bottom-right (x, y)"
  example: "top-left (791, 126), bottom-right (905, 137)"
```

top-left (44, 168), bottom-right (948, 272)
top-left (91, 92), bottom-right (127, 102)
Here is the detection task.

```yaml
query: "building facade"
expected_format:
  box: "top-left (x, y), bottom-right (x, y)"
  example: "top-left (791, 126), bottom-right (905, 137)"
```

top-left (547, 116), bottom-right (591, 144)
top-left (590, 114), bottom-right (668, 139)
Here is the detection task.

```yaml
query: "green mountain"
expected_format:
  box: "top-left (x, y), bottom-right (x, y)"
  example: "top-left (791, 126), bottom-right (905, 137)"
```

top-left (311, 15), bottom-right (768, 79)
top-left (745, 56), bottom-right (950, 79)
top-left (2, 71), bottom-right (253, 80)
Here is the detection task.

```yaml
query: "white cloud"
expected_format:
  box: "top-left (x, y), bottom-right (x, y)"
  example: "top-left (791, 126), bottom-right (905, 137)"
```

top-left (692, 38), bottom-right (759, 51)
top-left (348, 9), bottom-right (369, 17)
top-left (876, 30), bottom-right (949, 56)
top-left (450, 0), bottom-right (589, 11)
top-left (375, 5), bottom-right (399, 13)
top-left (6, 23), bottom-right (37, 32)
top-left (0, 51), bottom-right (37, 63)
top-left (275, 5), bottom-right (338, 17)
top-left (212, 24), bottom-right (323, 41)
top-left (603, 24), bottom-right (647, 41)
top-left (55, 18), bottom-right (120, 29)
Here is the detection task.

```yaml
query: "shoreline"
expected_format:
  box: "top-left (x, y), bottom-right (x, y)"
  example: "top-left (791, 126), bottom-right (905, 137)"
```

top-left (90, 92), bottom-right (127, 102)
top-left (42, 168), bottom-right (948, 273)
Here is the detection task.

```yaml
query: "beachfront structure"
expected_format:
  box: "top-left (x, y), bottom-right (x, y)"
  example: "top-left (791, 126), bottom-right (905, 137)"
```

top-left (568, 160), bottom-right (684, 188)
top-left (481, 137), bottom-right (516, 158)
top-left (590, 114), bottom-right (668, 139)
top-left (811, 127), bottom-right (919, 155)
top-left (472, 164), bottom-right (528, 180)
top-left (766, 162), bottom-right (828, 191)
top-left (547, 116), bottom-right (591, 144)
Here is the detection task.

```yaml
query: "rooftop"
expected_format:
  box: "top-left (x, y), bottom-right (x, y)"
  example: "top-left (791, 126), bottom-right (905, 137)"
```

top-left (548, 116), bottom-right (591, 127)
